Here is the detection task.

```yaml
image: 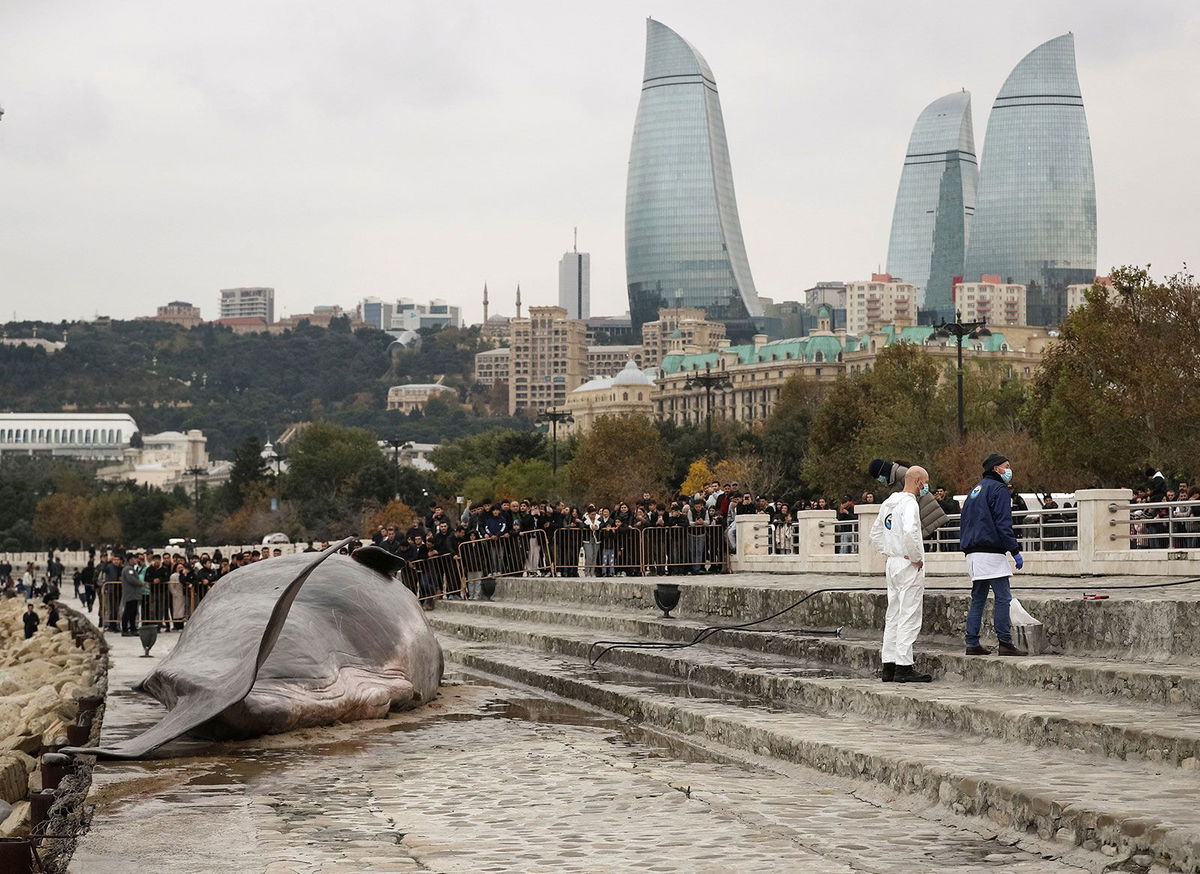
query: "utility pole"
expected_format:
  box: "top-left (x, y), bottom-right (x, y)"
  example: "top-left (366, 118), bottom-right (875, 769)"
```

top-left (933, 311), bottom-right (989, 439)
top-left (685, 363), bottom-right (732, 457)
top-left (184, 466), bottom-right (206, 538)
top-left (386, 438), bottom-right (406, 501)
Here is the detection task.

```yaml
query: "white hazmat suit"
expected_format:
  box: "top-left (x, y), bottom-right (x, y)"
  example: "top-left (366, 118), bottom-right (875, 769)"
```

top-left (869, 491), bottom-right (925, 666)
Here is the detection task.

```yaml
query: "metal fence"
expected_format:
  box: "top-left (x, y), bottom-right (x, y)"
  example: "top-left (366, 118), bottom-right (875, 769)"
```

top-left (1114, 499), bottom-right (1200, 549)
top-left (399, 553), bottom-right (467, 602)
top-left (641, 524), bottom-right (729, 574)
top-left (928, 507), bottom-right (1080, 553)
top-left (456, 530), bottom-right (553, 579)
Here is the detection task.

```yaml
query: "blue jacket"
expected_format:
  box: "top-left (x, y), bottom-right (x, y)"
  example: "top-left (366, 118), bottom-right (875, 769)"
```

top-left (959, 472), bottom-right (1021, 556)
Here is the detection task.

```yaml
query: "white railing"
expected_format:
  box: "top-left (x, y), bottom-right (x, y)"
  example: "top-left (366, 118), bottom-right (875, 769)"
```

top-left (1112, 499), bottom-right (1200, 549)
top-left (927, 506), bottom-right (1080, 554)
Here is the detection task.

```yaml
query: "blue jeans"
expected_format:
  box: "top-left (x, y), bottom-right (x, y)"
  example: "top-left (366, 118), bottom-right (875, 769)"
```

top-left (965, 575), bottom-right (1012, 646)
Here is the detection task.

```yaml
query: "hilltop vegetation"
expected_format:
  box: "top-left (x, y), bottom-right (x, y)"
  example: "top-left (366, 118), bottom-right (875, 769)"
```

top-left (0, 319), bottom-right (524, 456)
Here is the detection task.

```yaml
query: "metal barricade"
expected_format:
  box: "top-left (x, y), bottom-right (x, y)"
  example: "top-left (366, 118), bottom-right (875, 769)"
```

top-left (456, 530), bottom-right (552, 579)
top-left (640, 524), bottom-right (727, 575)
top-left (399, 553), bottom-right (467, 602)
top-left (552, 527), bottom-right (589, 577)
top-left (140, 583), bottom-right (174, 625)
top-left (99, 581), bottom-right (122, 629)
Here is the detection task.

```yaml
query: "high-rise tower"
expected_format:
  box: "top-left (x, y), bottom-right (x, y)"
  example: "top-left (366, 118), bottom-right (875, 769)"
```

top-left (624, 18), bottom-right (761, 339)
top-left (963, 34), bottom-right (1097, 326)
top-left (558, 230), bottom-right (591, 320)
top-left (885, 91), bottom-right (977, 323)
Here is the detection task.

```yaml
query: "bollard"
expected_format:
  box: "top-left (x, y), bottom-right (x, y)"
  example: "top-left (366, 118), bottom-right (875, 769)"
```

top-left (39, 753), bottom-right (73, 791)
top-left (0, 837), bottom-right (34, 874)
top-left (65, 723), bottom-right (90, 746)
top-left (28, 789), bottom-right (55, 832)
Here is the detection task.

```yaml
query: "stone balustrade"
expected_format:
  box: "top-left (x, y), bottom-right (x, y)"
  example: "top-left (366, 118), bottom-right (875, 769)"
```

top-left (734, 489), bottom-right (1200, 576)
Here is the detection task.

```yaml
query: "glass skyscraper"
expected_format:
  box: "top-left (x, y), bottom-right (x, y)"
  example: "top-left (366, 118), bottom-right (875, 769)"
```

top-left (885, 91), bottom-right (978, 323)
top-left (963, 34), bottom-right (1097, 325)
top-left (625, 19), bottom-right (762, 339)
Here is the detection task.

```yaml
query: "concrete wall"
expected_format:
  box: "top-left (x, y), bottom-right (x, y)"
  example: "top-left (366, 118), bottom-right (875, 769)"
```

top-left (734, 489), bottom-right (1200, 577)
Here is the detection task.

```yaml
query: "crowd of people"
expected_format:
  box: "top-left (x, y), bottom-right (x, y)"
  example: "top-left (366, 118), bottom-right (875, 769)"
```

top-left (1132, 472), bottom-right (1200, 549)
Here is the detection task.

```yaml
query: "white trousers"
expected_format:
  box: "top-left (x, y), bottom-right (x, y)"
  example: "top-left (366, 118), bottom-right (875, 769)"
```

top-left (881, 556), bottom-right (925, 666)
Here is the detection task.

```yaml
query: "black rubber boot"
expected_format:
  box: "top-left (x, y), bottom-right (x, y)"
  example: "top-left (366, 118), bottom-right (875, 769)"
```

top-left (881, 662), bottom-right (896, 682)
top-left (894, 664), bottom-right (933, 683)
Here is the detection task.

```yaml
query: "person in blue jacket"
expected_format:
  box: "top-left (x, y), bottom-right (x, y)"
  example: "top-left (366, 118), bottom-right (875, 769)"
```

top-left (959, 452), bottom-right (1027, 656)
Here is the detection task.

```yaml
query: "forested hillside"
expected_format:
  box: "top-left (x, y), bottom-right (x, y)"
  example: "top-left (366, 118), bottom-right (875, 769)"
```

top-left (0, 319), bottom-right (522, 456)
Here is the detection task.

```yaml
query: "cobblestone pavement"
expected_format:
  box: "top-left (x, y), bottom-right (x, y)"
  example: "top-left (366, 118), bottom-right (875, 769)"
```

top-left (70, 622), bottom-right (1096, 874)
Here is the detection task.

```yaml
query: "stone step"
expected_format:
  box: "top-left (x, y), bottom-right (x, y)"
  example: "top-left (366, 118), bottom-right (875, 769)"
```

top-left (431, 609), bottom-right (1200, 769)
top-left (472, 574), bottom-right (1200, 659)
top-left (440, 636), bottom-right (1200, 872)
top-left (439, 597), bottom-right (1200, 711)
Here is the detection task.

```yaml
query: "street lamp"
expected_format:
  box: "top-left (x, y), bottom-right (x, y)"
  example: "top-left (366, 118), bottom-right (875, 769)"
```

top-left (183, 466), bottom-right (206, 538)
top-left (932, 311), bottom-right (990, 439)
top-left (386, 438), bottom-right (410, 501)
top-left (685, 363), bottom-right (732, 457)
top-left (537, 409), bottom-right (574, 476)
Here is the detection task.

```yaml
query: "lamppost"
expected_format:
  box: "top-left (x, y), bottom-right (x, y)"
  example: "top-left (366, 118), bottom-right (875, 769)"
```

top-left (184, 466), bottom-right (206, 538)
top-left (386, 438), bottom-right (409, 501)
top-left (537, 408), bottom-right (574, 476)
top-left (685, 363), bottom-right (732, 457)
top-left (933, 311), bottom-right (990, 439)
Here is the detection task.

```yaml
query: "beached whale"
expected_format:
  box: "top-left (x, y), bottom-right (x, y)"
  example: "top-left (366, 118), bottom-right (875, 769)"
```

top-left (67, 540), bottom-right (443, 759)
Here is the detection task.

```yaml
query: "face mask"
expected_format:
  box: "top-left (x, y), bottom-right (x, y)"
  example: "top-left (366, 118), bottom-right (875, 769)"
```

top-left (918, 484), bottom-right (930, 497)
top-left (876, 475), bottom-right (887, 484)
top-left (1001, 469), bottom-right (1013, 484)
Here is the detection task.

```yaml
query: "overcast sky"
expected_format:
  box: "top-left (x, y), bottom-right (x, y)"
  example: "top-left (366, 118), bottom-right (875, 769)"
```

top-left (2, 1), bottom-right (1197, 326)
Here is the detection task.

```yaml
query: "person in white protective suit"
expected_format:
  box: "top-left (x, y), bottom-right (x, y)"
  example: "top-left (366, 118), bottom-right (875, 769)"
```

top-left (869, 465), bottom-right (933, 683)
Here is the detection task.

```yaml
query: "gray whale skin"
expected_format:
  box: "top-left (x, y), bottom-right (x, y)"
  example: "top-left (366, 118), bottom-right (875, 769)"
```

top-left (68, 539), bottom-right (443, 759)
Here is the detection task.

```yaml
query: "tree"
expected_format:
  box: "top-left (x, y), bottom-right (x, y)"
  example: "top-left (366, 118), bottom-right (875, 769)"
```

top-left (760, 374), bottom-right (823, 499)
top-left (565, 415), bottom-right (669, 505)
top-left (1028, 266), bottom-right (1200, 484)
top-left (33, 494), bottom-right (88, 548)
top-left (282, 422), bottom-right (393, 531)
top-left (222, 436), bottom-right (269, 513)
top-left (680, 458), bottom-right (715, 496)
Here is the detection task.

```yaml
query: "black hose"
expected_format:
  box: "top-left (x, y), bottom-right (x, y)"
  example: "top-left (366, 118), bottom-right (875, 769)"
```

top-left (587, 576), bottom-right (1200, 666)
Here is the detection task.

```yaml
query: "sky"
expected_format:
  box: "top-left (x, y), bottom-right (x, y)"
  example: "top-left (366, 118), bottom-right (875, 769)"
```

top-left (1, 1), bottom-right (1197, 326)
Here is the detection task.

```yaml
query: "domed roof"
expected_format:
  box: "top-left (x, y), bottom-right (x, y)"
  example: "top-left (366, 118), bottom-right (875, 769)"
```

top-left (612, 360), bottom-right (656, 386)
top-left (571, 376), bottom-right (614, 393)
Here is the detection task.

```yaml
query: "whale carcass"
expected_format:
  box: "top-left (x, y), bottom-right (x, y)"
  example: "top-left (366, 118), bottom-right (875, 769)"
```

top-left (68, 541), bottom-right (443, 759)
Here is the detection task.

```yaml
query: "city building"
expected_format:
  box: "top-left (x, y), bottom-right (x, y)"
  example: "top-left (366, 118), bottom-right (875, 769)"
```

top-left (953, 276), bottom-right (1027, 326)
top-left (378, 441), bottom-right (439, 472)
top-left (558, 245), bottom-right (591, 320)
top-left (219, 287), bottom-right (275, 322)
top-left (214, 316), bottom-right (269, 334)
top-left (0, 413), bottom-right (138, 461)
top-left (473, 346), bottom-right (511, 386)
top-left (563, 361), bottom-right (657, 434)
top-left (625, 19), bottom-right (762, 338)
top-left (270, 305), bottom-right (351, 332)
top-left (151, 301), bottom-right (204, 328)
top-left (0, 334), bottom-right (66, 354)
top-left (653, 319), bottom-right (1054, 426)
top-left (804, 282), bottom-right (847, 311)
top-left (654, 332), bottom-right (847, 427)
top-left (640, 307), bottom-right (726, 368)
top-left (96, 429), bottom-right (210, 489)
top-left (764, 301), bottom-right (806, 340)
top-left (507, 305), bottom-right (587, 414)
top-left (359, 297), bottom-right (395, 331)
top-left (386, 383), bottom-right (458, 413)
top-left (393, 299), bottom-right (462, 332)
top-left (963, 34), bottom-right (1097, 326)
top-left (886, 91), bottom-right (978, 323)
top-left (584, 315), bottom-right (638, 346)
top-left (845, 275), bottom-right (917, 336)
top-left (586, 345), bottom-right (643, 379)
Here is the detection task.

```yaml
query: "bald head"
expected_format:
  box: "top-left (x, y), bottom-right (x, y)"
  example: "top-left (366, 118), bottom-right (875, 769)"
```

top-left (904, 466), bottom-right (929, 495)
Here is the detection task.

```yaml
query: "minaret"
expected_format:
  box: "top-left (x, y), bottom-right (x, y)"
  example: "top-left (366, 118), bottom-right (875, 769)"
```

top-left (482, 283), bottom-right (489, 323)
top-left (515, 284), bottom-right (522, 319)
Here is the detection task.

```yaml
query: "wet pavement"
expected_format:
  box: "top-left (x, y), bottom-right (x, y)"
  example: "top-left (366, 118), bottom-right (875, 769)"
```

top-left (65, 608), bottom-right (1098, 874)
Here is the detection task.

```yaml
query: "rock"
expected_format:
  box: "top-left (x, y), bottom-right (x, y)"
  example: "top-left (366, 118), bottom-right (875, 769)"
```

top-left (0, 800), bottom-right (28, 837)
top-left (1100, 844), bottom-right (1118, 856)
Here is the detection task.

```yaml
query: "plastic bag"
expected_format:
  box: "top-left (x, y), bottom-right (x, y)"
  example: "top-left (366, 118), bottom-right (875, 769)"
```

top-left (1009, 597), bottom-right (1041, 627)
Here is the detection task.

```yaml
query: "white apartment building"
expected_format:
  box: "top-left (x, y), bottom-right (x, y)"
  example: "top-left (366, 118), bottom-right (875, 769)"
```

top-left (219, 287), bottom-right (275, 322)
top-left (954, 275), bottom-right (1027, 326)
top-left (845, 274), bottom-right (916, 335)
